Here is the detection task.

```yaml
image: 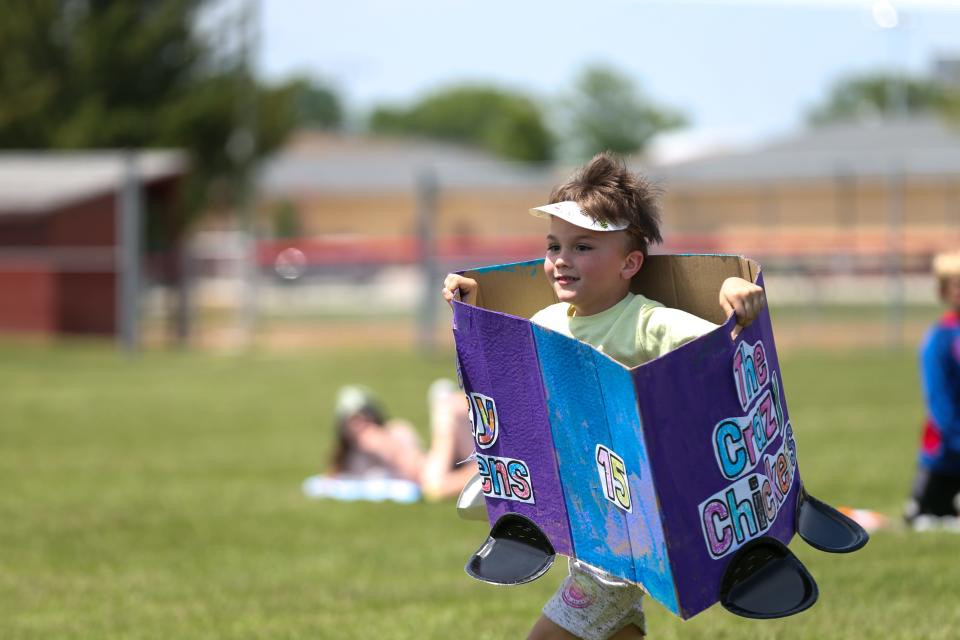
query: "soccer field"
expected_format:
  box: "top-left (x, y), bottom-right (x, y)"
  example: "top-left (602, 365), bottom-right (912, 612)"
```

top-left (1, 340), bottom-right (958, 639)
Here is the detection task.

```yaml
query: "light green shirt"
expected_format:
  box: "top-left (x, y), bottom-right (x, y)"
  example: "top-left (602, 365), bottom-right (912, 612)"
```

top-left (529, 292), bottom-right (718, 368)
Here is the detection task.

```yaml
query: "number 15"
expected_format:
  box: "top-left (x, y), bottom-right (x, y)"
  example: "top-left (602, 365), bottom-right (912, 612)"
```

top-left (596, 444), bottom-right (632, 512)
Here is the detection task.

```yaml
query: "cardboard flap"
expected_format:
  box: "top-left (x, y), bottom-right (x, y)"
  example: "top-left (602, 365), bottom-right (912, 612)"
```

top-left (462, 260), bottom-right (557, 320)
top-left (631, 255), bottom-right (759, 325)
top-left (461, 255), bottom-right (760, 327)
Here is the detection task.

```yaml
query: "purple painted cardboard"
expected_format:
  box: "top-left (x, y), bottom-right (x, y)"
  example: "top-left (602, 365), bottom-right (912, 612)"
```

top-left (452, 300), bottom-right (574, 556)
top-left (632, 274), bottom-right (801, 617)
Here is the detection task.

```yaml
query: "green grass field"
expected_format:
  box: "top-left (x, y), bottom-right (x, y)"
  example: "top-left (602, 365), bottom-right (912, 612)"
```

top-left (2, 339), bottom-right (959, 639)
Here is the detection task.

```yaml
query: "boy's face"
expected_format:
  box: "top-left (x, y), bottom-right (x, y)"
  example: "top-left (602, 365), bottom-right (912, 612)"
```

top-left (544, 216), bottom-right (643, 316)
top-left (942, 275), bottom-right (960, 311)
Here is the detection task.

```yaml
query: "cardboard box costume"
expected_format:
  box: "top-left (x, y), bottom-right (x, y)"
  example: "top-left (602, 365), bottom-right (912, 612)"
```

top-left (452, 255), bottom-right (867, 620)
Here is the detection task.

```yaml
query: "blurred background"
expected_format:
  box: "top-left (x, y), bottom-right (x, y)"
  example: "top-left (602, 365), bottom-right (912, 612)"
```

top-left (2, 1), bottom-right (960, 638)
top-left (1, 0), bottom-right (959, 353)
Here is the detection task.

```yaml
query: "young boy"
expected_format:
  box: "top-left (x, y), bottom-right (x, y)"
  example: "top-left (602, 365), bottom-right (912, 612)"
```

top-left (442, 152), bottom-right (765, 640)
top-left (904, 250), bottom-right (960, 531)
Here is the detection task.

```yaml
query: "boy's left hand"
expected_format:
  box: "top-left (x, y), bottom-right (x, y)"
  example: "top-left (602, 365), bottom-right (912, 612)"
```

top-left (719, 277), bottom-right (766, 337)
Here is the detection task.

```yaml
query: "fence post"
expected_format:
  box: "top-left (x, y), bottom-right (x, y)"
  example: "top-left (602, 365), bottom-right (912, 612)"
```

top-left (887, 164), bottom-right (905, 349)
top-left (233, 0), bottom-right (260, 350)
top-left (417, 168), bottom-right (438, 353)
top-left (117, 151), bottom-right (142, 355)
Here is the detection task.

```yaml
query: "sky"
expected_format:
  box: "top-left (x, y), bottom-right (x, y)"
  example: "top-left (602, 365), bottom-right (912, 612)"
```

top-left (250, 0), bottom-right (960, 153)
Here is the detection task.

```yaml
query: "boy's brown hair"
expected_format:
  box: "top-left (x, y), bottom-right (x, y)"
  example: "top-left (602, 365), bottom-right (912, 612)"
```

top-left (549, 151), bottom-right (663, 256)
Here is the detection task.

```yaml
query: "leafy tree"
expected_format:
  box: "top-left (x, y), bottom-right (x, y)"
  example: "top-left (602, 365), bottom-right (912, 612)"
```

top-left (807, 72), bottom-right (959, 124)
top-left (562, 64), bottom-right (686, 160)
top-left (288, 77), bottom-right (343, 130)
top-left (0, 0), bottom-right (303, 226)
top-left (0, 0), bottom-right (321, 343)
top-left (271, 200), bottom-right (302, 239)
top-left (369, 85), bottom-right (554, 163)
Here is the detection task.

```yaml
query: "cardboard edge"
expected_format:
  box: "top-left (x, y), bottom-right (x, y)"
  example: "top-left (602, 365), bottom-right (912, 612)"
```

top-left (527, 322), bottom-right (578, 558)
top-left (629, 385), bottom-right (686, 617)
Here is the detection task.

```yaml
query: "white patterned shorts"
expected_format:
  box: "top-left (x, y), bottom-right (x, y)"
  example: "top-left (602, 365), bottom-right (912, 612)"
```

top-left (542, 559), bottom-right (646, 640)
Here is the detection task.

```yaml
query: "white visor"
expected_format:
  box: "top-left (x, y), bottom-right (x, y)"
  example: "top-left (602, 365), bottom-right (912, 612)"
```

top-left (528, 201), bottom-right (627, 232)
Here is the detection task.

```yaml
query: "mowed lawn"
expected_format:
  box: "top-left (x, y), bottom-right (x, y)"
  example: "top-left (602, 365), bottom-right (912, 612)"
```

top-left (1, 339), bottom-right (959, 639)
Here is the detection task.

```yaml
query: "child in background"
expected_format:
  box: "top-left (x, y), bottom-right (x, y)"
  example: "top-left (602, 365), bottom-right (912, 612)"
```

top-left (328, 381), bottom-right (476, 500)
top-left (442, 152), bottom-right (766, 640)
top-left (328, 385), bottom-right (425, 483)
top-left (420, 378), bottom-right (478, 501)
top-left (905, 250), bottom-right (960, 531)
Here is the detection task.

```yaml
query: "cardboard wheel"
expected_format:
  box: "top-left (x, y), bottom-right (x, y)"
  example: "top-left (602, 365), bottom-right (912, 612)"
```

top-left (797, 489), bottom-right (870, 553)
top-left (720, 537), bottom-right (818, 619)
top-left (464, 513), bottom-right (555, 585)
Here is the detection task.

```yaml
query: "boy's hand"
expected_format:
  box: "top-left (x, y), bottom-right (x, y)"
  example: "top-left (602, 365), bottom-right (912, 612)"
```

top-left (442, 274), bottom-right (478, 307)
top-left (719, 277), bottom-right (766, 337)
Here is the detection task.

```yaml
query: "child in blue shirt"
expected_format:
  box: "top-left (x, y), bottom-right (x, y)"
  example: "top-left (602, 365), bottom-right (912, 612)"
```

top-left (905, 251), bottom-right (960, 530)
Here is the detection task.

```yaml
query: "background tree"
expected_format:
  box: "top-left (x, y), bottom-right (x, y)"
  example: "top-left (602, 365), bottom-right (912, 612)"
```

top-left (271, 200), bottom-right (303, 239)
top-left (0, 0), bottom-right (308, 225)
top-left (287, 77), bottom-right (344, 130)
top-left (807, 72), bottom-right (960, 124)
top-left (0, 0), bottom-right (329, 343)
top-left (369, 85), bottom-right (554, 163)
top-left (562, 64), bottom-right (687, 160)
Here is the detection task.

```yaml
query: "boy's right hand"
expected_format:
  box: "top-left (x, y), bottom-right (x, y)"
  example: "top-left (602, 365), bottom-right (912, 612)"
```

top-left (442, 273), bottom-right (478, 307)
